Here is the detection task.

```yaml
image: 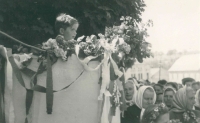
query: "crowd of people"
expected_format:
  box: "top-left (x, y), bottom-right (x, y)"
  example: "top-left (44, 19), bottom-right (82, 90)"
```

top-left (121, 77), bottom-right (200, 123)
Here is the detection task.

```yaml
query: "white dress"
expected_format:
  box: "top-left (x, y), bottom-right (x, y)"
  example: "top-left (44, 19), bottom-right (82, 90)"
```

top-left (12, 54), bottom-right (101, 123)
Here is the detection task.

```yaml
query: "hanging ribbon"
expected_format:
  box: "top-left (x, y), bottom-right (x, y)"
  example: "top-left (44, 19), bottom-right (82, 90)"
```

top-left (0, 55), bottom-right (5, 123)
top-left (46, 52), bottom-right (53, 114)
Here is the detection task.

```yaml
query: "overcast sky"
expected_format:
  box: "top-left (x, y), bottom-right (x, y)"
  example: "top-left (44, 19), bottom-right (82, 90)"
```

top-left (142, 0), bottom-right (200, 53)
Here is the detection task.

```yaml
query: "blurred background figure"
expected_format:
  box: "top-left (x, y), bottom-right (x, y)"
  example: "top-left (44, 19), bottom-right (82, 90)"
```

top-left (194, 89), bottom-right (200, 111)
top-left (164, 82), bottom-right (178, 91)
top-left (155, 92), bottom-right (163, 104)
top-left (192, 82), bottom-right (200, 92)
top-left (153, 83), bottom-right (164, 94)
top-left (177, 83), bottom-right (183, 89)
top-left (163, 87), bottom-right (176, 110)
top-left (182, 77), bottom-right (195, 87)
top-left (157, 79), bottom-right (167, 86)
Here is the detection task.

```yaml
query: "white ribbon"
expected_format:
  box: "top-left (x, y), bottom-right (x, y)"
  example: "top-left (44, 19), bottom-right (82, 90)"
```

top-left (75, 44), bottom-right (123, 100)
top-left (2, 47), bottom-right (15, 123)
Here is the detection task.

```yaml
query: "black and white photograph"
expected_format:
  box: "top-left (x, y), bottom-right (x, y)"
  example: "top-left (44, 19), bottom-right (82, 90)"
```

top-left (0, 0), bottom-right (200, 123)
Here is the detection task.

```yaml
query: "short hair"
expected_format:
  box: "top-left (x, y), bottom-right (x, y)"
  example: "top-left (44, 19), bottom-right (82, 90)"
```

top-left (141, 103), bottom-right (168, 123)
top-left (158, 79), bottom-right (167, 85)
top-left (182, 77), bottom-right (195, 85)
top-left (164, 88), bottom-right (175, 94)
top-left (165, 82), bottom-right (178, 91)
top-left (145, 87), bottom-right (155, 93)
top-left (153, 84), bottom-right (164, 89)
top-left (157, 92), bottom-right (163, 96)
top-left (55, 13), bottom-right (78, 34)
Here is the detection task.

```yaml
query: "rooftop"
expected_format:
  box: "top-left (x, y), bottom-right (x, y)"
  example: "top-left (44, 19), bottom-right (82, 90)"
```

top-left (168, 54), bottom-right (200, 72)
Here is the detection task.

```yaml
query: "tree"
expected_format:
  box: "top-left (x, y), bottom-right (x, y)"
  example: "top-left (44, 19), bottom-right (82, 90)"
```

top-left (0, 0), bottom-right (146, 46)
top-left (167, 49), bottom-right (177, 55)
top-left (0, 0), bottom-right (152, 69)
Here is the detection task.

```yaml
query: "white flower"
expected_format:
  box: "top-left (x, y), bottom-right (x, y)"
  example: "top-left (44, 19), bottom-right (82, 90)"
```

top-left (154, 107), bottom-right (158, 112)
top-left (54, 48), bottom-right (67, 61)
top-left (42, 38), bottom-right (58, 50)
top-left (160, 103), bottom-right (165, 108)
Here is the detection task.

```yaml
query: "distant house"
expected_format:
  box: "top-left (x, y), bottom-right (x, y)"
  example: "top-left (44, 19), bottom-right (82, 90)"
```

top-left (168, 54), bottom-right (200, 83)
top-left (149, 68), bottom-right (169, 83)
top-left (125, 61), bottom-right (151, 81)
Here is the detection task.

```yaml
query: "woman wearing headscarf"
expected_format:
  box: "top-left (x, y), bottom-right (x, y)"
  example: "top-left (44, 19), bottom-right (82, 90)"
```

top-left (169, 87), bottom-right (200, 123)
top-left (121, 80), bottom-right (138, 123)
top-left (163, 87), bottom-right (176, 110)
top-left (121, 85), bottom-right (156, 123)
top-left (135, 86), bottom-right (156, 121)
top-left (194, 89), bottom-right (200, 111)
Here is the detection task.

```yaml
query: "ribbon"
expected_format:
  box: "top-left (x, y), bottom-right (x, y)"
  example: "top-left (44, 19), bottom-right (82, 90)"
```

top-left (46, 52), bottom-right (53, 114)
top-left (0, 55), bottom-right (5, 123)
top-left (3, 47), bottom-right (14, 123)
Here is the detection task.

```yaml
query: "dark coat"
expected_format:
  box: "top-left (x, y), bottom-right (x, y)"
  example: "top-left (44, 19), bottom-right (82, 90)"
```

top-left (194, 106), bottom-right (200, 111)
top-left (121, 104), bottom-right (141, 123)
top-left (169, 110), bottom-right (200, 123)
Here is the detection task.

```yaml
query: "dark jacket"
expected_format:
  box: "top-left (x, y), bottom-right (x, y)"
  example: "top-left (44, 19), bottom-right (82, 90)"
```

top-left (194, 106), bottom-right (200, 111)
top-left (169, 110), bottom-right (200, 123)
top-left (121, 104), bottom-right (141, 123)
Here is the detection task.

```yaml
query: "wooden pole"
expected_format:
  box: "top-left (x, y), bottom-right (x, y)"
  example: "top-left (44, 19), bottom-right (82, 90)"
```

top-left (0, 30), bottom-right (45, 52)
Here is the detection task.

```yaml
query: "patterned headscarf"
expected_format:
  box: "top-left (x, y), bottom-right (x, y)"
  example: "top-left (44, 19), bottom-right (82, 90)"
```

top-left (195, 89), bottom-right (200, 108)
top-left (171, 87), bottom-right (188, 112)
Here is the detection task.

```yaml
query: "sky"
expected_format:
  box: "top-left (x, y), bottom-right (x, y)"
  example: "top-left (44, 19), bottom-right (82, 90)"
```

top-left (142, 0), bottom-right (200, 53)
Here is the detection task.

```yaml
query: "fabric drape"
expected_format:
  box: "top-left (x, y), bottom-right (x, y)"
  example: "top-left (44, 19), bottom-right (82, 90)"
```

top-left (171, 87), bottom-right (187, 112)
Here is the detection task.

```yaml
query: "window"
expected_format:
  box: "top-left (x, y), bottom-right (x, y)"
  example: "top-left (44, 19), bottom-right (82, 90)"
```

top-left (138, 74), bottom-right (140, 79)
top-left (147, 73), bottom-right (149, 79)
top-left (141, 74), bottom-right (143, 79)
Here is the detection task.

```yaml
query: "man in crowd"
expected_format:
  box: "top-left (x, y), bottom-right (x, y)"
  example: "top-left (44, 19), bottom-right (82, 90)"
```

top-left (182, 77), bottom-right (195, 87)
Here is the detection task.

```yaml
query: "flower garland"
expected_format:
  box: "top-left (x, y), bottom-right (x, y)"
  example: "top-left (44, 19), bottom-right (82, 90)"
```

top-left (183, 110), bottom-right (200, 123)
top-left (169, 119), bottom-right (182, 123)
top-left (143, 103), bottom-right (167, 123)
top-left (169, 111), bottom-right (200, 123)
top-left (42, 35), bottom-right (77, 61)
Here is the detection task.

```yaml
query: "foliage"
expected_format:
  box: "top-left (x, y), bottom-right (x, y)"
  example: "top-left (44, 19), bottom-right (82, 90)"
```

top-left (0, 0), bottom-right (152, 69)
top-left (0, 0), bottom-right (146, 45)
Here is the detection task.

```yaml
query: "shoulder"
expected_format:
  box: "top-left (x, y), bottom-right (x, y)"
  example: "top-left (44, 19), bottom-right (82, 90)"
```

top-left (131, 104), bottom-right (141, 112)
top-left (193, 110), bottom-right (200, 118)
top-left (194, 106), bottom-right (200, 111)
top-left (169, 111), bottom-right (183, 120)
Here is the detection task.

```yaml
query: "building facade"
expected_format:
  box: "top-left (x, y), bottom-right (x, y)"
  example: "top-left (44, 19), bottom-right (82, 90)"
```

top-left (168, 54), bottom-right (200, 83)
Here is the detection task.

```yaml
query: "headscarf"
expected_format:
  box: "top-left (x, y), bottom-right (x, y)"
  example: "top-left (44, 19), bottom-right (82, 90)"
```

top-left (134, 86), bottom-right (156, 109)
top-left (125, 80), bottom-right (138, 104)
top-left (134, 86), bottom-right (156, 120)
top-left (163, 87), bottom-right (176, 101)
top-left (195, 89), bottom-right (200, 108)
top-left (171, 87), bottom-right (188, 112)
